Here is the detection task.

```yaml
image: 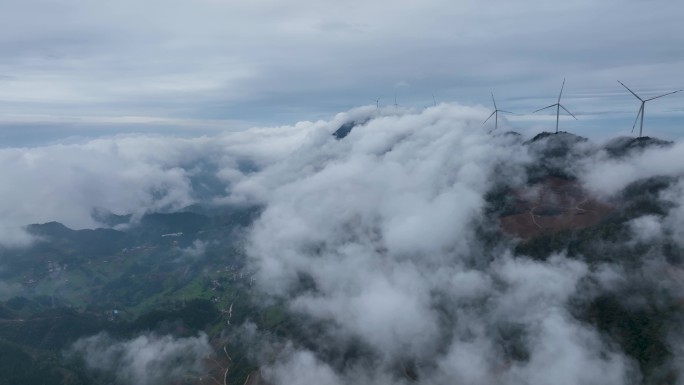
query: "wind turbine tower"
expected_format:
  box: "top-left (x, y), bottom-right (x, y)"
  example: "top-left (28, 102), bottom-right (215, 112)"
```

top-left (533, 79), bottom-right (577, 133)
top-left (617, 80), bottom-right (682, 138)
top-left (483, 92), bottom-right (514, 131)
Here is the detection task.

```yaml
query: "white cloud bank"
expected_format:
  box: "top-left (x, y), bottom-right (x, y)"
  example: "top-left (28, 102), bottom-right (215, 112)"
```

top-left (236, 107), bottom-right (652, 384)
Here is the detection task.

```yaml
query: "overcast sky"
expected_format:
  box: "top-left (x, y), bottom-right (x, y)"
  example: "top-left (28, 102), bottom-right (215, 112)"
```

top-left (1, 0), bottom-right (683, 145)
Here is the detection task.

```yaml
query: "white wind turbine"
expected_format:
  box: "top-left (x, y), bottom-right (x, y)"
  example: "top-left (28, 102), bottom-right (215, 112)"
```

top-left (618, 80), bottom-right (682, 138)
top-left (533, 78), bottom-right (577, 133)
top-left (483, 92), bottom-right (515, 132)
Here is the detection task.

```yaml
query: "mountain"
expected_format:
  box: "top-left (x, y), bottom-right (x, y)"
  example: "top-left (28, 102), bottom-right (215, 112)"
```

top-left (603, 136), bottom-right (673, 158)
top-left (333, 119), bottom-right (369, 139)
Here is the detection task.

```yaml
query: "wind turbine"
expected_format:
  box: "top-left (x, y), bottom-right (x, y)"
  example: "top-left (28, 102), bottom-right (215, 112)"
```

top-left (483, 92), bottom-right (515, 131)
top-left (533, 78), bottom-right (577, 133)
top-left (372, 95), bottom-right (381, 109)
top-left (618, 80), bottom-right (682, 138)
top-left (394, 93), bottom-right (400, 109)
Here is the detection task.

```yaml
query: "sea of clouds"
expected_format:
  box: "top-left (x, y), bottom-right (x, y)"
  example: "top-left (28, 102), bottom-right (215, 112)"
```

top-left (4, 103), bottom-right (684, 384)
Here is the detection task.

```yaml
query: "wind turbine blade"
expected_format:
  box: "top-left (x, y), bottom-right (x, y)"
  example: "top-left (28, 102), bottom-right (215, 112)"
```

top-left (498, 110), bottom-right (515, 114)
top-left (618, 80), bottom-right (643, 101)
top-left (631, 104), bottom-right (643, 132)
top-left (558, 78), bottom-right (566, 103)
top-left (645, 89), bottom-right (682, 101)
top-left (491, 92), bottom-right (497, 109)
top-left (533, 104), bottom-right (556, 113)
top-left (483, 111), bottom-right (496, 125)
top-left (559, 105), bottom-right (578, 120)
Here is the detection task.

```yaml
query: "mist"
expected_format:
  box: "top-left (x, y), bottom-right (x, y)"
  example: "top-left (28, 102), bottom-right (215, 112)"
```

top-left (68, 332), bottom-right (212, 385)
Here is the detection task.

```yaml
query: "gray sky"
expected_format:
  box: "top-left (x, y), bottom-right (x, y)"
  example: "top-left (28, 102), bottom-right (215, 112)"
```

top-left (1, 0), bottom-right (683, 144)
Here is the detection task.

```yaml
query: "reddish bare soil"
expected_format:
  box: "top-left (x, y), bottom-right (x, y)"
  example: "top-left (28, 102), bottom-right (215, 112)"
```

top-left (500, 177), bottom-right (613, 240)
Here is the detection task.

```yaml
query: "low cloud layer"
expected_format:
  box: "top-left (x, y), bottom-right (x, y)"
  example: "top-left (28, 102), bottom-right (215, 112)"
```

top-left (226, 107), bottom-right (684, 383)
top-left (233, 110), bottom-right (643, 383)
top-left (68, 332), bottom-right (212, 385)
top-left (580, 140), bottom-right (684, 197)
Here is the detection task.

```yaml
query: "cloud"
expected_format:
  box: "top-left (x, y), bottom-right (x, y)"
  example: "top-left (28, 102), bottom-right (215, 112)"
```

top-left (0, 117), bottom-right (325, 246)
top-left (628, 215), bottom-right (664, 244)
top-left (245, 105), bottom-right (528, 293)
top-left (489, 256), bottom-right (633, 385)
top-left (232, 107), bottom-right (653, 383)
top-left (580, 140), bottom-right (684, 197)
top-left (0, 137), bottom-right (197, 245)
top-left (263, 346), bottom-right (344, 385)
top-left (180, 239), bottom-right (210, 259)
top-left (68, 332), bottom-right (212, 385)
top-left (659, 179), bottom-right (684, 248)
top-left (1, 0), bottom-right (683, 137)
top-left (579, 139), bottom-right (684, 251)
